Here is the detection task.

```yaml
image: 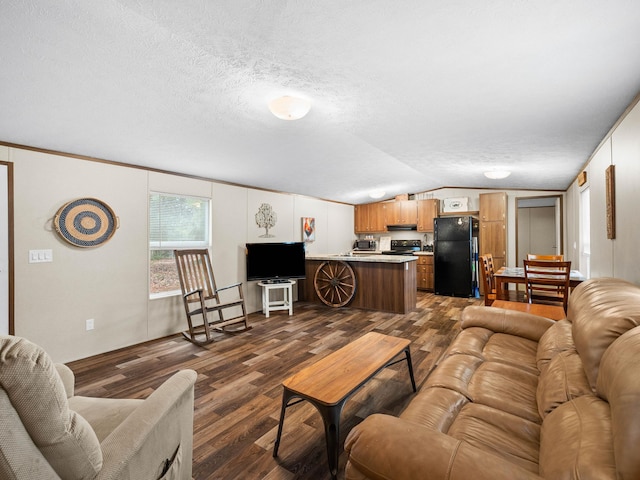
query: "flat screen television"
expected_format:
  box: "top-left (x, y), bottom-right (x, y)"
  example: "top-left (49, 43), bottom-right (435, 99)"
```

top-left (245, 242), bottom-right (306, 282)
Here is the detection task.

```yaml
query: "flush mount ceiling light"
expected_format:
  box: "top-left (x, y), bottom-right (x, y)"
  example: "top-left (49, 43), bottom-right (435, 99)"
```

top-left (484, 170), bottom-right (511, 179)
top-left (369, 190), bottom-right (386, 199)
top-left (268, 95), bottom-right (311, 120)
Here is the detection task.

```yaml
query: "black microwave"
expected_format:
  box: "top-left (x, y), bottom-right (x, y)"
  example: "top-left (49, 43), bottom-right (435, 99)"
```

top-left (354, 239), bottom-right (376, 250)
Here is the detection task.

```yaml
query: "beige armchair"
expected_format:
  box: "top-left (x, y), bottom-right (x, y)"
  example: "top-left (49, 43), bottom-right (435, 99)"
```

top-left (0, 335), bottom-right (197, 480)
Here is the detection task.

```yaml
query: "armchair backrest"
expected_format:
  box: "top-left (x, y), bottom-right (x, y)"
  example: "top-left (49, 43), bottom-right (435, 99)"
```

top-left (0, 335), bottom-right (103, 479)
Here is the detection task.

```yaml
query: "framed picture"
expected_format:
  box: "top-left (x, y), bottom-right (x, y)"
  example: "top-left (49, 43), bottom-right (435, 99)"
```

top-left (606, 165), bottom-right (615, 239)
top-left (302, 217), bottom-right (315, 242)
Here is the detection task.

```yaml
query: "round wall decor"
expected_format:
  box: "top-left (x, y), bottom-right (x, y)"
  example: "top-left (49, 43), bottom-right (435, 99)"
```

top-left (54, 198), bottom-right (118, 247)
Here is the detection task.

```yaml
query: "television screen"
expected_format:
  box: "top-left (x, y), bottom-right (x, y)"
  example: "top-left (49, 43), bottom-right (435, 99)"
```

top-left (245, 242), bottom-right (307, 282)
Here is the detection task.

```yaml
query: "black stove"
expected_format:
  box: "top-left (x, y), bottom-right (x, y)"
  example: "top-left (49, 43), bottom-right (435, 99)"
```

top-left (381, 239), bottom-right (422, 255)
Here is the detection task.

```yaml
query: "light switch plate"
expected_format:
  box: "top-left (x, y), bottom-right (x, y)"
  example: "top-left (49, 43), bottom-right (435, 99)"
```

top-left (29, 249), bottom-right (53, 263)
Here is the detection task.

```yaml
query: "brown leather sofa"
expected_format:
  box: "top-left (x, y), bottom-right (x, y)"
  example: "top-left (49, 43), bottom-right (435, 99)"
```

top-left (344, 277), bottom-right (640, 480)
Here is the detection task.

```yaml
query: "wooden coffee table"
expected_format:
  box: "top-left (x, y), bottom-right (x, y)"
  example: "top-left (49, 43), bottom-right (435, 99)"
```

top-left (273, 331), bottom-right (416, 479)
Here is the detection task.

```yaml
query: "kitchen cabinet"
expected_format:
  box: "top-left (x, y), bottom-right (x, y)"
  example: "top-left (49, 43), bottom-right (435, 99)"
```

top-left (417, 199), bottom-right (439, 232)
top-left (416, 254), bottom-right (434, 291)
top-left (479, 192), bottom-right (507, 270)
top-left (354, 202), bottom-right (386, 233)
top-left (386, 200), bottom-right (417, 225)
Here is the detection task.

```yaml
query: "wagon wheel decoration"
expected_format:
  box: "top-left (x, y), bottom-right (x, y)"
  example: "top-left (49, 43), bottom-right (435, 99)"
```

top-left (314, 260), bottom-right (357, 307)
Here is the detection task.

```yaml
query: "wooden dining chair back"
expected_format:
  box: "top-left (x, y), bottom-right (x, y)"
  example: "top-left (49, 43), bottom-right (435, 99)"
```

top-left (174, 249), bottom-right (250, 346)
top-left (479, 255), bottom-right (495, 305)
top-left (481, 254), bottom-right (526, 306)
top-left (523, 259), bottom-right (572, 312)
top-left (526, 253), bottom-right (564, 261)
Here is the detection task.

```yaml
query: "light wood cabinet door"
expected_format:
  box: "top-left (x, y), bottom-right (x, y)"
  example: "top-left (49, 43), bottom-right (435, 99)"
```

top-left (354, 202), bottom-right (387, 233)
top-left (480, 192), bottom-right (507, 221)
top-left (369, 202), bottom-right (386, 232)
top-left (417, 199), bottom-right (439, 232)
top-left (479, 192), bottom-right (507, 270)
top-left (354, 204), bottom-right (369, 233)
top-left (416, 255), bottom-right (434, 291)
top-left (386, 200), bottom-right (417, 225)
top-left (480, 222), bottom-right (506, 270)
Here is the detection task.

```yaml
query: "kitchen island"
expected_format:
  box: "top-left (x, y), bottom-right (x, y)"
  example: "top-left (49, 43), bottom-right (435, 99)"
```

top-left (299, 254), bottom-right (417, 314)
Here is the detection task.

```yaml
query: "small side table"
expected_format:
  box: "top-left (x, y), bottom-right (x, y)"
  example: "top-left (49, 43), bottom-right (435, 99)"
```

top-left (258, 280), bottom-right (296, 318)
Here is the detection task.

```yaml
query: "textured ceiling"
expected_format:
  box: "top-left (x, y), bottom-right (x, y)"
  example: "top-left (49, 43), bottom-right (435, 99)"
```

top-left (2, 1), bottom-right (640, 204)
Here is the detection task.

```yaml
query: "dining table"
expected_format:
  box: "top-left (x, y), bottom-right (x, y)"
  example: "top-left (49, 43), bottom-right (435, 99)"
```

top-left (494, 266), bottom-right (586, 297)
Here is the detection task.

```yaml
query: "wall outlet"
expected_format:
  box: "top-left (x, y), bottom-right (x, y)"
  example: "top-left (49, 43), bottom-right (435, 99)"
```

top-left (85, 318), bottom-right (95, 331)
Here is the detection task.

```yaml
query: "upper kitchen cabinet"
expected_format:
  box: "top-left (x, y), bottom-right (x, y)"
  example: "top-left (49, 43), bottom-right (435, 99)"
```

top-left (386, 200), bottom-right (417, 225)
top-left (354, 202), bottom-right (386, 233)
top-left (479, 192), bottom-right (507, 270)
top-left (480, 192), bottom-right (507, 221)
top-left (417, 199), bottom-right (439, 232)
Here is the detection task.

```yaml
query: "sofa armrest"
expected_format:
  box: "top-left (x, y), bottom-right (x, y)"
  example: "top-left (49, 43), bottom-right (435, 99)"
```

top-left (95, 369), bottom-right (197, 480)
top-left (461, 305), bottom-right (554, 342)
top-left (55, 363), bottom-right (75, 398)
top-left (345, 414), bottom-right (541, 480)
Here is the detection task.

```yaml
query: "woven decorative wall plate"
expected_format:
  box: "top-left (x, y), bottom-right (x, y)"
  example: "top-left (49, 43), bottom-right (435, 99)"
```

top-left (54, 198), bottom-right (118, 247)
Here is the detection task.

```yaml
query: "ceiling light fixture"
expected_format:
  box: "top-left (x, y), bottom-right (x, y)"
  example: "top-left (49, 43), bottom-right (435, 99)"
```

top-left (369, 190), bottom-right (385, 199)
top-left (484, 170), bottom-right (511, 179)
top-left (268, 95), bottom-right (311, 120)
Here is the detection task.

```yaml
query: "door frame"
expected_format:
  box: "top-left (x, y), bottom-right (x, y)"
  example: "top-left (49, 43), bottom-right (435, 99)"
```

top-left (515, 194), bottom-right (563, 266)
top-left (1, 161), bottom-right (14, 334)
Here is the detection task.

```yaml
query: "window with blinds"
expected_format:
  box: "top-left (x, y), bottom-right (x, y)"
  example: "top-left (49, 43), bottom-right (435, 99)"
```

top-left (149, 192), bottom-right (210, 296)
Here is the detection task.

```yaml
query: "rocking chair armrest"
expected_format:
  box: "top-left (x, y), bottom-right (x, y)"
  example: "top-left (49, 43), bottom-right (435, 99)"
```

top-left (183, 288), bottom-right (203, 299)
top-left (215, 282), bottom-right (243, 293)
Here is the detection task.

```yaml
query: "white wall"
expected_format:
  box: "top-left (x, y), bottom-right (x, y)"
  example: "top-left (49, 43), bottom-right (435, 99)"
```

top-left (567, 96), bottom-right (640, 285)
top-left (6, 147), bottom-right (354, 362)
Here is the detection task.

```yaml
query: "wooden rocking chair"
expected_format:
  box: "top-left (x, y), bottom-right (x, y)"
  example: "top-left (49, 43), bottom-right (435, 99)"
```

top-left (174, 249), bottom-right (250, 346)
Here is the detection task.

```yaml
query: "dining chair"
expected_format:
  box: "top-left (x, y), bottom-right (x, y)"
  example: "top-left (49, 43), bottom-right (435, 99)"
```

top-left (526, 253), bottom-right (564, 261)
top-left (480, 254), bottom-right (525, 306)
top-left (523, 259), bottom-right (572, 312)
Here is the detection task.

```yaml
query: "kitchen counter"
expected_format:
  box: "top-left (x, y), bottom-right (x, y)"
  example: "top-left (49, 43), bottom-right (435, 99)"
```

top-left (300, 254), bottom-right (416, 314)
top-left (413, 251), bottom-right (433, 256)
top-left (306, 253), bottom-right (416, 263)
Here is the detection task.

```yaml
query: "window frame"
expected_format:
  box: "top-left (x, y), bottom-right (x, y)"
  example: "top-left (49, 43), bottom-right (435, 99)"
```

top-left (149, 191), bottom-right (212, 299)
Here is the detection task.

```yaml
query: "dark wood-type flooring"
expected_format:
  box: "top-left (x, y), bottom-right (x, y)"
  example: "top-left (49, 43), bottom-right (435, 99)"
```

top-left (69, 292), bottom-right (482, 480)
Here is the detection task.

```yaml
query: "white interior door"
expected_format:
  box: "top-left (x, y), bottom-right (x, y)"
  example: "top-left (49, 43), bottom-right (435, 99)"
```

top-left (517, 196), bottom-right (562, 266)
top-left (529, 206), bottom-right (557, 254)
top-left (0, 164), bottom-right (8, 334)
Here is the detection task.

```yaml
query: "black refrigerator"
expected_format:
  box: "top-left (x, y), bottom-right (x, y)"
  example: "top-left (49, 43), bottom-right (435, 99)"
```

top-left (434, 216), bottom-right (479, 297)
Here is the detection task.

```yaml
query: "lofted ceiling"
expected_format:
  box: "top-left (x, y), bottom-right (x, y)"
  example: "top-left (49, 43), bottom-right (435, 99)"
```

top-left (2, 1), bottom-right (640, 204)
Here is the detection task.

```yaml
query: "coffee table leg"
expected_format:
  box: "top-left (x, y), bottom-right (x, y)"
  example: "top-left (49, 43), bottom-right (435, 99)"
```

top-left (273, 388), bottom-right (294, 458)
top-left (404, 347), bottom-right (417, 392)
top-left (317, 402), bottom-right (343, 480)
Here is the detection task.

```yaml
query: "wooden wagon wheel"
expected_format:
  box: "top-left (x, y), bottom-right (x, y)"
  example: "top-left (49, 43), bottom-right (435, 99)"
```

top-left (314, 260), bottom-right (357, 307)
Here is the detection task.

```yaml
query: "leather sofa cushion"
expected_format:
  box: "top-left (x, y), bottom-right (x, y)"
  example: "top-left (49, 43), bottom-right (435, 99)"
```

top-left (536, 350), bottom-right (592, 419)
top-left (448, 403), bottom-right (540, 473)
top-left (596, 327), bottom-right (640, 479)
top-left (401, 386), bottom-right (468, 432)
top-left (445, 327), bottom-right (539, 374)
top-left (0, 335), bottom-right (102, 479)
top-left (400, 388), bottom-right (541, 474)
top-left (425, 353), bottom-right (540, 423)
top-left (536, 319), bottom-right (574, 373)
top-left (571, 278), bottom-right (640, 389)
top-left (539, 395), bottom-right (616, 479)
